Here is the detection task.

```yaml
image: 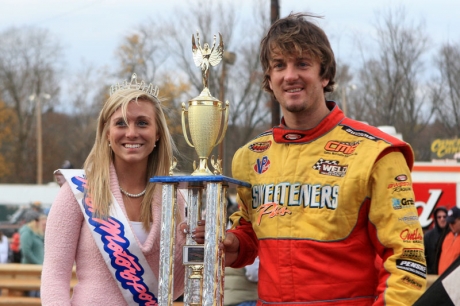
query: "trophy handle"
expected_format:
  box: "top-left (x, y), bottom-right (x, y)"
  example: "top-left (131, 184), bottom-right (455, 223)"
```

top-left (181, 102), bottom-right (195, 148)
top-left (214, 101), bottom-right (229, 147)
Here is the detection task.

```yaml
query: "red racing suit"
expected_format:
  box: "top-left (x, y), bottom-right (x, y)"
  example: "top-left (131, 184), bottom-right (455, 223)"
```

top-left (229, 101), bottom-right (426, 306)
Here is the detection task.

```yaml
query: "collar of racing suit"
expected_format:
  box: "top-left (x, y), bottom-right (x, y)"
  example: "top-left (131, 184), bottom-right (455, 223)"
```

top-left (273, 101), bottom-right (345, 144)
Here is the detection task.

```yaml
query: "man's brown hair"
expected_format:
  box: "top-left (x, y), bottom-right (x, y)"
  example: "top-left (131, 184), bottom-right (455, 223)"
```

top-left (260, 13), bottom-right (336, 94)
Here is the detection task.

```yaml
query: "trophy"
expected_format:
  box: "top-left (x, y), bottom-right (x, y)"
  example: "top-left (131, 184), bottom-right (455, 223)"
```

top-left (151, 32), bottom-right (249, 306)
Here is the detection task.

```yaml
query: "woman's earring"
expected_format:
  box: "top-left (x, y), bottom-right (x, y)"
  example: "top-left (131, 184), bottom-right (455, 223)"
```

top-left (108, 142), bottom-right (111, 147)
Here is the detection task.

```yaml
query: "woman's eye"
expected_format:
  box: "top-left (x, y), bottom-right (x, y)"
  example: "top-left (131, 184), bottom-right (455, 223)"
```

top-left (137, 120), bottom-right (148, 127)
top-left (115, 120), bottom-right (127, 126)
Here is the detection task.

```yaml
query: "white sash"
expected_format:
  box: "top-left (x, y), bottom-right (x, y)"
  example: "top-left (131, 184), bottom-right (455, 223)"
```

top-left (60, 169), bottom-right (159, 306)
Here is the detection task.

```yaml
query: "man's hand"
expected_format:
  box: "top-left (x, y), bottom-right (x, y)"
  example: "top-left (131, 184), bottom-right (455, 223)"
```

top-left (222, 232), bottom-right (240, 267)
top-left (190, 220), bottom-right (240, 267)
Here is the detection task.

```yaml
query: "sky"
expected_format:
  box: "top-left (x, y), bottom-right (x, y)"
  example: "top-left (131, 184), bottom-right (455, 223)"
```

top-left (1, 0), bottom-right (459, 82)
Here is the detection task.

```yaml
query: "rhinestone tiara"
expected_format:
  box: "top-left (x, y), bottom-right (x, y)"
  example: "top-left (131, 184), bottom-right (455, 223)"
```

top-left (110, 73), bottom-right (159, 98)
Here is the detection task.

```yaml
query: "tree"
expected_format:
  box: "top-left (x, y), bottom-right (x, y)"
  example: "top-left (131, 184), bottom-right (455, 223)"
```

top-left (0, 100), bottom-right (16, 180)
top-left (0, 26), bottom-right (63, 183)
top-left (159, 0), bottom-right (272, 174)
top-left (350, 7), bottom-right (433, 160)
top-left (432, 43), bottom-right (460, 137)
top-left (111, 0), bottom-right (272, 174)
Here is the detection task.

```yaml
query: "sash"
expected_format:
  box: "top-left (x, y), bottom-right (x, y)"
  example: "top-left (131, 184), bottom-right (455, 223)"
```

top-left (60, 169), bottom-right (159, 306)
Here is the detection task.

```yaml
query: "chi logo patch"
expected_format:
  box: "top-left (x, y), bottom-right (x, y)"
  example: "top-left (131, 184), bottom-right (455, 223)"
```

top-left (254, 156), bottom-right (270, 174)
top-left (248, 141), bottom-right (272, 153)
top-left (312, 159), bottom-right (348, 177)
top-left (324, 140), bottom-right (359, 156)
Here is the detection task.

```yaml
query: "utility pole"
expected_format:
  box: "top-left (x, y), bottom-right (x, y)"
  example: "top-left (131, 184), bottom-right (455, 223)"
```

top-left (270, 0), bottom-right (280, 127)
top-left (30, 93), bottom-right (50, 185)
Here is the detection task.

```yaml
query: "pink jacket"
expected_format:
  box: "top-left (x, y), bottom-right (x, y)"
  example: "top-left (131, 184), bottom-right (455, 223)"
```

top-left (41, 166), bottom-right (186, 305)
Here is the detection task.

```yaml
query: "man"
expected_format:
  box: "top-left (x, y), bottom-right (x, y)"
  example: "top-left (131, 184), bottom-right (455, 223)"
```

top-left (424, 206), bottom-right (448, 274)
top-left (438, 206), bottom-right (460, 275)
top-left (194, 13), bottom-right (427, 305)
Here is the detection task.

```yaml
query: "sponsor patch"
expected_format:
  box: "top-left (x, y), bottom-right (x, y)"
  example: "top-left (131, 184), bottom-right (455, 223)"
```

top-left (400, 228), bottom-right (423, 244)
top-left (396, 259), bottom-right (426, 279)
top-left (324, 140), bottom-right (360, 156)
top-left (248, 141), bottom-right (272, 153)
top-left (284, 133), bottom-right (303, 140)
top-left (256, 202), bottom-right (292, 225)
top-left (395, 174), bottom-right (408, 181)
top-left (312, 159), bottom-right (348, 177)
top-left (401, 248), bottom-right (425, 262)
top-left (253, 156), bottom-right (270, 174)
top-left (398, 212), bottom-right (420, 225)
top-left (401, 275), bottom-right (423, 290)
top-left (341, 125), bottom-right (382, 142)
top-left (392, 198), bottom-right (415, 210)
top-left (387, 181), bottom-right (412, 194)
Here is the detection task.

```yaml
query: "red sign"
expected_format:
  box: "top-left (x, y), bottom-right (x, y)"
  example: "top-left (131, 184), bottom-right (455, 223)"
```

top-left (413, 182), bottom-right (456, 229)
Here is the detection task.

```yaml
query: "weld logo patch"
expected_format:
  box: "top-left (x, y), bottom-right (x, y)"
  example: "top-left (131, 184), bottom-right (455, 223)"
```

top-left (312, 159), bottom-right (348, 177)
top-left (248, 141), bottom-right (271, 153)
top-left (396, 259), bottom-right (426, 279)
top-left (254, 156), bottom-right (270, 174)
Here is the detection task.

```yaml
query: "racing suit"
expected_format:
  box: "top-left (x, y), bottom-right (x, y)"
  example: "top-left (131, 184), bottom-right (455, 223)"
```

top-left (229, 101), bottom-right (426, 306)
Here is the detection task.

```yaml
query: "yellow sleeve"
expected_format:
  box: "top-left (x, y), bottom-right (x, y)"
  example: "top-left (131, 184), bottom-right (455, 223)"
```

top-left (369, 151), bottom-right (426, 305)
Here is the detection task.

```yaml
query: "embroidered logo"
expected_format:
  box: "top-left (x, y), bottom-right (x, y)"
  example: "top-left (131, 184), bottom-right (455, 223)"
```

top-left (248, 141), bottom-right (271, 153)
top-left (254, 156), bottom-right (270, 174)
top-left (256, 202), bottom-right (292, 225)
top-left (396, 259), bottom-right (426, 279)
top-left (395, 174), bottom-right (408, 181)
top-left (399, 228), bottom-right (423, 244)
top-left (401, 275), bottom-right (423, 290)
top-left (312, 159), bottom-right (348, 177)
top-left (324, 141), bottom-right (359, 156)
top-left (284, 133), bottom-right (302, 140)
top-left (341, 125), bottom-right (382, 142)
top-left (401, 248), bottom-right (425, 262)
top-left (392, 198), bottom-right (415, 210)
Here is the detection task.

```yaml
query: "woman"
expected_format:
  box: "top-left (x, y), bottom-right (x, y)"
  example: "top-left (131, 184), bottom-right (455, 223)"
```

top-left (19, 210), bottom-right (47, 297)
top-left (19, 210), bottom-right (46, 264)
top-left (41, 74), bottom-right (186, 305)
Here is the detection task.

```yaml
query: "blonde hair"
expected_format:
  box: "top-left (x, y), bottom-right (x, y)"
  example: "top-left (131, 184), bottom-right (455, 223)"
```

top-left (83, 88), bottom-right (176, 230)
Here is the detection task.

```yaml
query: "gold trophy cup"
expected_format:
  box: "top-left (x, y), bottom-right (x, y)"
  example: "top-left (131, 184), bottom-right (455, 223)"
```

top-left (182, 88), bottom-right (229, 176)
top-left (182, 32), bottom-right (229, 176)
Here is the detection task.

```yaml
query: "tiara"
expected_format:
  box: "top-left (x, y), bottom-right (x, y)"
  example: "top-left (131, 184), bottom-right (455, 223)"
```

top-left (110, 73), bottom-right (159, 98)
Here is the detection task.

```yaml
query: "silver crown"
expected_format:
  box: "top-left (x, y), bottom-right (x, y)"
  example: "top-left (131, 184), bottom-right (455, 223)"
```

top-left (110, 73), bottom-right (159, 98)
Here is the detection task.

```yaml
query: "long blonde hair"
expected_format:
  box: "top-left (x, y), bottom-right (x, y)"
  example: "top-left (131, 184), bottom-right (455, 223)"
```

top-left (83, 88), bottom-right (176, 230)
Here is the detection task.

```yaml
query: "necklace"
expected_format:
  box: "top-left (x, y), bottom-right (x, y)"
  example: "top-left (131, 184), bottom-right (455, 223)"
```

top-left (119, 186), bottom-right (146, 198)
